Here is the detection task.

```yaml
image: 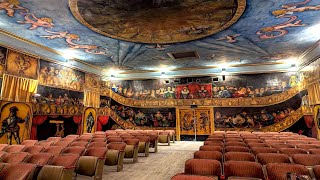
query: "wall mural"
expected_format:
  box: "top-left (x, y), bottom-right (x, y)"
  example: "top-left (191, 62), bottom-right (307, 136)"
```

top-left (85, 73), bottom-right (100, 91)
top-left (315, 105), bottom-right (320, 130)
top-left (107, 73), bottom-right (300, 99)
top-left (0, 102), bottom-right (32, 144)
top-left (0, 46), bottom-right (7, 77)
top-left (83, 107), bottom-right (96, 133)
top-left (6, 50), bottom-right (39, 79)
top-left (32, 85), bottom-right (84, 115)
top-left (39, 60), bottom-right (85, 91)
top-left (214, 91), bottom-right (307, 129)
top-left (110, 100), bottom-right (176, 127)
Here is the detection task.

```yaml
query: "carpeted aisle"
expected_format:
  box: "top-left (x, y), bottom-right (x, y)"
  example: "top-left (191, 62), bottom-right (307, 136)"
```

top-left (77, 141), bottom-right (202, 180)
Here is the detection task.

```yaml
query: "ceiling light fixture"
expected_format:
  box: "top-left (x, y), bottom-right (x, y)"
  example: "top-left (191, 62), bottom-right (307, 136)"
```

top-left (160, 72), bottom-right (167, 78)
top-left (110, 74), bottom-right (116, 80)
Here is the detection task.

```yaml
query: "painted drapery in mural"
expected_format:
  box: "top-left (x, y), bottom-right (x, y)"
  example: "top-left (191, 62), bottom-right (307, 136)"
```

top-left (0, 102), bottom-right (32, 144)
top-left (39, 60), bottom-right (85, 91)
top-left (107, 73), bottom-right (300, 99)
top-left (214, 91), bottom-right (306, 129)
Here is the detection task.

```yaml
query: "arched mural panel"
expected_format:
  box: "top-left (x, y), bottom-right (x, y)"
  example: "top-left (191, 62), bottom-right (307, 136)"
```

top-left (0, 102), bottom-right (32, 144)
top-left (83, 107), bottom-right (96, 133)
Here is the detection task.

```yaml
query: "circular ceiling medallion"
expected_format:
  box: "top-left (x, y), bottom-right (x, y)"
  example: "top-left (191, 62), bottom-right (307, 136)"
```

top-left (69, 0), bottom-right (246, 44)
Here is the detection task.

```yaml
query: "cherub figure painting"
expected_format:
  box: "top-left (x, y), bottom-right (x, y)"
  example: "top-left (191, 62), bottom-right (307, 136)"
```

top-left (272, 0), bottom-right (320, 18)
top-left (17, 13), bottom-right (54, 30)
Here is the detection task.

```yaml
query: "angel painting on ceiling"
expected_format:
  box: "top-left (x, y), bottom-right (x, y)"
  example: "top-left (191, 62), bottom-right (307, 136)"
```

top-left (0, 0), bottom-right (28, 17)
top-left (272, 0), bottom-right (320, 18)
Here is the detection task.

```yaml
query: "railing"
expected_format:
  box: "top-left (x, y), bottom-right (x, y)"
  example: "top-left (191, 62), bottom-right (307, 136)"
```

top-left (101, 82), bottom-right (307, 108)
top-left (105, 107), bottom-right (135, 129)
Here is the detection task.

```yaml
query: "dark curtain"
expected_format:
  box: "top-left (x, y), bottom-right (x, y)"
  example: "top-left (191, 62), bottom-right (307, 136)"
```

top-left (97, 116), bottom-right (109, 131)
top-left (31, 115), bottom-right (48, 140)
top-left (73, 115), bottom-right (82, 135)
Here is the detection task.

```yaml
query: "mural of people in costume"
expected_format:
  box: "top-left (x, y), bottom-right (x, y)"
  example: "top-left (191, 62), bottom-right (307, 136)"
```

top-left (86, 112), bottom-right (94, 133)
top-left (0, 106), bottom-right (28, 144)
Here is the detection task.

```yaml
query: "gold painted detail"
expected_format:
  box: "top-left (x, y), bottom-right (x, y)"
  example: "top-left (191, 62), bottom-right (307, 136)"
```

top-left (101, 82), bottom-right (306, 108)
top-left (215, 106), bottom-right (304, 132)
top-left (32, 103), bottom-right (83, 116)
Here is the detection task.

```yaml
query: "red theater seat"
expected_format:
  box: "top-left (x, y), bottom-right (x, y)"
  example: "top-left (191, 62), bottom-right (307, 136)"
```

top-left (256, 153), bottom-right (291, 165)
top-left (184, 159), bottom-right (221, 177)
top-left (22, 145), bottom-right (44, 154)
top-left (47, 137), bottom-right (62, 143)
top-left (199, 146), bottom-right (222, 152)
top-left (171, 174), bottom-right (218, 180)
top-left (193, 151), bottom-right (222, 162)
top-left (0, 163), bottom-right (37, 180)
top-left (0, 144), bottom-right (8, 151)
top-left (224, 152), bottom-right (255, 162)
top-left (41, 146), bottom-right (65, 155)
top-left (0, 152), bottom-right (29, 164)
top-left (250, 147), bottom-right (278, 155)
top-left (225, 146), bottom-right (249, 152)
top-left (266, 163), bottom-right (311, 180)
top-left (279, 148), bottom-right (308, 157)
top-left (3, 145), bottom-right (25, 153)
top-left (21, 140), bottom-right (38, 146)
top-left (37, 140), bottom-right (54, 147)
top-left (87, 142), bottom-right (107, 148)
top-left (223, 161), bottom-right (264, 179)
top-left (292, 154), bottom-right (320, 166)
top-left (70, 141), bottom-right (88, 147)
top-left (24, 153), bottom-right (54, 166)
top-left (62, 146), bottom-right (86, 156)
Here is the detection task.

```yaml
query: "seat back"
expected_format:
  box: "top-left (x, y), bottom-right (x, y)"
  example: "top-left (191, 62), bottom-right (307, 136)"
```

top-left (91, 138), bottom-right (106, 142)
top-left (24, 153), bottom-right (54, 166)
top-left (292, 154), bottom-right (320, 166)
top-left (85, 147), bottom-right (108, 158)
top-left (22, 145), bottom-right (45, 154)
top-left (225, 146), bottom-right (249, 152)
top-left (107, 142), bottom-right (126, 151)
top-left (47, 137), bottom-right (62, 143)
top-left (204, 141), bottom-right (223, 147)
top-left (257, 153), bottom-right (291, 165)
top-left (193, 151), bottom-right (222, 162)
top-left (50, 154), bottom-right (80, 168)
top-left (266, 163), bottom-right (311, 180)
top-left (199, 146), bottom-right (222, 152)
top-left (70, 141), bottom-right (88, 147)
top-left (42, 146), bottom-right (65, 155)
top-left (0, 152), bottom-right (29, 164)
top-left (185, 159), bottom-right (221, 177)
top-left (87, 142), bottom-right (107, 148)
top-left (3, 145), bottom-right (26, 153)
top-left (0, 163), bottom-right (36, 180)
top-left (171, 174), bottom-right (217, 180)
top-left (224, 161), bottom-right (264, 179)
top-left (0, 144), bottom-right (8, 151)
top-left (62, 147), bottom-right (86, 156)
top-left (224, 152), bottom-right (255, 162)
top-left (250, 147), bottom-right (277, 155)
top-left (279, 148), bottom-right (308, 157)
top-left (225, 142), bottom-right (246, 147)
top-left (37, 140), bottom-right (54, 147)
top-left (21, 140), bottom-right (38, 146)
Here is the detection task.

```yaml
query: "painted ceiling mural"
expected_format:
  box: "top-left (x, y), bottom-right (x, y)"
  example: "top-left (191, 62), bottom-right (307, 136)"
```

top-left (0, 0), bottom-right (319, 71)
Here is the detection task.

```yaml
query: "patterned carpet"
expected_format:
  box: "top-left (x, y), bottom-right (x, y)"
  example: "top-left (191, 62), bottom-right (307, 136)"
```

top-left (77, 141), bottom-right (202, 180)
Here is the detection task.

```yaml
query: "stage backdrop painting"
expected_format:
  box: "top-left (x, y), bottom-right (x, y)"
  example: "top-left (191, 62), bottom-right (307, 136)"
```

top-left (110, 100), bottom-right (176, 128)
top-left (0, 46), bottom-right (7, 77)
top-left (6, 50), bottom-right (39, 79)
top-left (83, 107), bottom-right (96, 133)
top-left (39, 60), bottom-right (85, 91)
top-left (0, 102), bottom-right (32, 144)
top-left (214, 91), bottom-right (306, 130)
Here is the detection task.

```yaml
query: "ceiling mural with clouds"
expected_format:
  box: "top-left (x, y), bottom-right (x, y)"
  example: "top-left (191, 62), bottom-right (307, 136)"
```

top-left (0, 0), bottom-right (319, 73)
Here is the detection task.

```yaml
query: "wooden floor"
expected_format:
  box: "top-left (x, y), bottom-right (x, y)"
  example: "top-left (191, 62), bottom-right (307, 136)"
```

top-left (77, 141), bottom-right (202, 180)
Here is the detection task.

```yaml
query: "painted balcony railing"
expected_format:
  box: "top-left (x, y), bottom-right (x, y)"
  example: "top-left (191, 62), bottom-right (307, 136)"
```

top-left (215, 106), bottom-right (305, 132)
top-left (101, 82), bottom-right (307, 108)
top-left (105, 107), bottom-right (135, 129)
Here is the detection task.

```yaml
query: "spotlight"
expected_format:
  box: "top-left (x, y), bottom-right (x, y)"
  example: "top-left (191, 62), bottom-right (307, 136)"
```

top-left (160, 72), bottom-right (167, 78)
top-left (110, 74), bottom-right (116, 80)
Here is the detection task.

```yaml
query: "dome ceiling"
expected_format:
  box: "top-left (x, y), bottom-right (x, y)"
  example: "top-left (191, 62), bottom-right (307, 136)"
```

top-left (70, 0), bottom-right (245, 43)
top-left (0, 0), bottom-right (319, 78)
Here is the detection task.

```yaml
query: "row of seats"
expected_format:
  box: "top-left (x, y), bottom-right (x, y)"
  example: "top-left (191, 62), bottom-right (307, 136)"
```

top-left (172, 131), bottom-right (320, 180)
top-left (0, 129), bottom-right (175, 180)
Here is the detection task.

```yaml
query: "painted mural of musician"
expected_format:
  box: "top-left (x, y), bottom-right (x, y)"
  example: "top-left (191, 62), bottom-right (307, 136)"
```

top-left (86, 112), bottom-right (94, 133)
top-left (0, 106), bottom-right (28, 144)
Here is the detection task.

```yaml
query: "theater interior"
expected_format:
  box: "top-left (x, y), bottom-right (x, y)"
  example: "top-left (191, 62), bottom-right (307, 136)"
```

top-left (0, 0), bottom-right (320, 179)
